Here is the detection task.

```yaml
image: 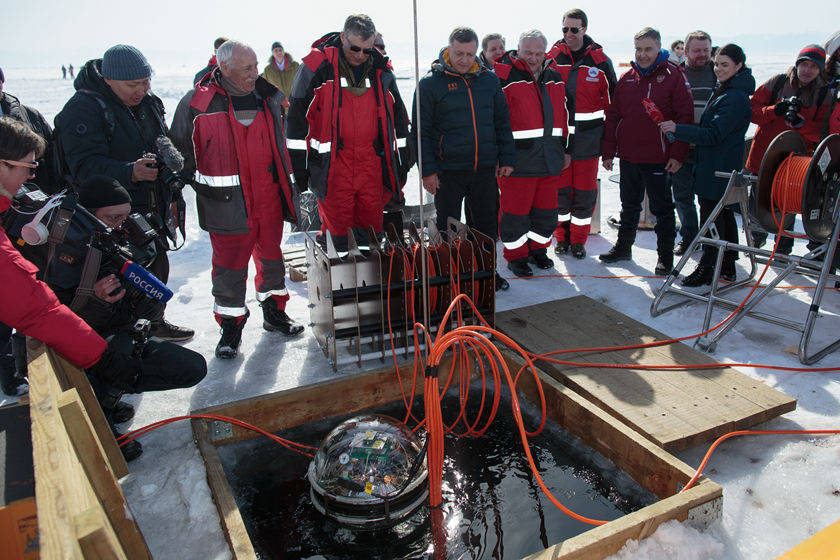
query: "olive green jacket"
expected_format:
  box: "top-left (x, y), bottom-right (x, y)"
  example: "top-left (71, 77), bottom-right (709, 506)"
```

top-left (261, 55), bottom-right (300, 98)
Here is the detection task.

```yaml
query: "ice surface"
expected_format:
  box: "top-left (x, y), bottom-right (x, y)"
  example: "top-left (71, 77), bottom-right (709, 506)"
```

top-left (1, 60), bottom-right (839, 559)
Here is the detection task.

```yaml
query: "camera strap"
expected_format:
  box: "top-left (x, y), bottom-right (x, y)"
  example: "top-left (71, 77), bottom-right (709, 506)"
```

top-left (69, 246), bottom-right (103, 313)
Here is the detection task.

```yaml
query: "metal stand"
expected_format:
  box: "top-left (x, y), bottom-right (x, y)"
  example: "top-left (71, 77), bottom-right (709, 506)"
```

top-left (651, 133), bottom-right (840, 364)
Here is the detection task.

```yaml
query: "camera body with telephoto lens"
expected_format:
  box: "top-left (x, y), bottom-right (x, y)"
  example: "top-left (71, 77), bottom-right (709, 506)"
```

top-left (781, 96), bottom-right (804, 128)
top-left (144, 152), bottom-right (185, 192)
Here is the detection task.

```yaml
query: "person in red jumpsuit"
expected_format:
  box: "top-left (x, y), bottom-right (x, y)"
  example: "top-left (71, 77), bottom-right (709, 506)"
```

top-left (172, 40), bottom-right (303, 359)
top-left (287, 14), bottom-right (412, 252)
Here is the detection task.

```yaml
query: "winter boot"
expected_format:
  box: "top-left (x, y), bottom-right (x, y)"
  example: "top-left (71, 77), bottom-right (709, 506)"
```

top-left (655, 239), bottom-right (675, 275)
top-left (215, 310), bottom-right (249, 359)
top-left (681, 265), bottom-right (714, 287)
top-left (528, 249), bottom-right (553, 270)
top-left (108, 400), bottom-right (135, 424)
top-left (507, 258), bottom-right (533, 277)
top-left (599, 232), bottom-right (635, 263)
top-left (554, 240), bottom-right (570, 255)
top-left (721, 258), bottom-right (737, 283)
top-left (261, 298), bottom-right (304, 336)
top-left (112, 424), bottom-right (142, 462)
top-left (570, 243), bottom-right (586, 259)
top-left (495, 272), bottom-right (510, 291)
top-left (150, 319), bottom-right (195, 342)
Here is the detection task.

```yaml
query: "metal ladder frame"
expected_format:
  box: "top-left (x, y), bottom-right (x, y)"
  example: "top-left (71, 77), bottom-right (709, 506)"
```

top-left (650, 170), bottom-right (840, 364)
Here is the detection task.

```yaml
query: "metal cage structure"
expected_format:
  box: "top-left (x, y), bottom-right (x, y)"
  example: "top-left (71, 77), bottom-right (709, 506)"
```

top-left (306, 219), bottom-right (496, 370)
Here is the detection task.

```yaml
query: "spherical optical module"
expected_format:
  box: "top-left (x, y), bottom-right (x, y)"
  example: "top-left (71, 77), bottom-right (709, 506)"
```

top-left (308, 414), bottom-right (429, 529)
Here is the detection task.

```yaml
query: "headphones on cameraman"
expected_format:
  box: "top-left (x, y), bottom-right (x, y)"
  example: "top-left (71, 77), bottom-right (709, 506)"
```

top-left (21, 195), bottom-right (65, 245)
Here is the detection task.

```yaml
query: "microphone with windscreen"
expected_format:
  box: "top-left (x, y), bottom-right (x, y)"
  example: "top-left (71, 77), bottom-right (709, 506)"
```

top-left (150, 135), bottom-right (186, 192)
top-left (642, 98), bottom-right (676, 143)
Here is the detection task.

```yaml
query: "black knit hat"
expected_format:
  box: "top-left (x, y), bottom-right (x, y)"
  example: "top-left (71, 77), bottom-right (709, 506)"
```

top-left (796, 44), bottom-right (826, 71)
top-left (78, 175), bottom-right (132, 209)
top-left (717, 43), bottom-right (746, 66)
top-left (101, 44), bottom-right (152, 80)
top-left (271, 41), bottom-right (283, 50)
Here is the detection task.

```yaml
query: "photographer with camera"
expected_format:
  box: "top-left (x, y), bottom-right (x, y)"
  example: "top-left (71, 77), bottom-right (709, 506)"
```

top-left (55, 44), bottom-right (193, 341)
top-left (6, 173), bottom-right (207, 461)
top-left (746, 44), bottom-right (833, 253)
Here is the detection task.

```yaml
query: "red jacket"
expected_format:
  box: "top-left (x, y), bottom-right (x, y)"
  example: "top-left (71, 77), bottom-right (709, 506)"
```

top-left (494, 51), bottom-right (570, 177)
top-left (745, 71), bottom-right (833, 173)
top-left (547, 36), bottom-right (617, 160)
top-left (829, 94), bottom-right (840, 136)
top-left (171, 71), bottom-right (297, 235)
top-left (0, 197), bottom-right (106, 368)
top-left (602, 51), bottom-right (693, 164)
top-left (287, 32), bottom-right (412, 201)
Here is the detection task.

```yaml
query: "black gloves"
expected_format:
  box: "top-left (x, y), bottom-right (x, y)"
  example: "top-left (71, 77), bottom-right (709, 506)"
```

top-left (87, 340), bottom-right (141, 391)
top-left (774, 99), bottom-right (790, 116)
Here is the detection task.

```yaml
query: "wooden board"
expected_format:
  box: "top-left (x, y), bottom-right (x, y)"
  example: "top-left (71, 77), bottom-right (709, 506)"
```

top-left (29, 345), bottom-right (150, 559)
top-left (495, 295), bottom-right (796, 451)
top-left (194, 356), bottom-right (722, 560)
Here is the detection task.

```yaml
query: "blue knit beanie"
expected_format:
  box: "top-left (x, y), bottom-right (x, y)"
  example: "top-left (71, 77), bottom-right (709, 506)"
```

top-left (101, 45), bottom-right (152, 80)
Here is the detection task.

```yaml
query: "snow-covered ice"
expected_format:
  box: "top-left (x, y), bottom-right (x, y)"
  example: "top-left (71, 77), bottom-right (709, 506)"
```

top-left (1, 62), bottom-right (839, 559)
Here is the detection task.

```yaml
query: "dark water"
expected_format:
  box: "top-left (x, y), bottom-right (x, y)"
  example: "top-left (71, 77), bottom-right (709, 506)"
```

top-left (216, 388), bottom-right (656, 559)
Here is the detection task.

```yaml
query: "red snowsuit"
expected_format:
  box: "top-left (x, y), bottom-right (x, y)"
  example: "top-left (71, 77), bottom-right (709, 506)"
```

top-left (287, 33), bottom-right (412, 246)
top-left (548, 37), bottom-right (616, 245)
top-left (171, 72), bottom-right (297, 320)
top-left (0, 196), bottom-right (106, 368)
top-left (494, 52), bottom-right (570, 262)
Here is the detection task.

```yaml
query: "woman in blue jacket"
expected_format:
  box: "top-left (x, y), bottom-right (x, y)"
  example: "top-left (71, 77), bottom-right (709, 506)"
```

top-left (660, 43), bottom-right (755, 286)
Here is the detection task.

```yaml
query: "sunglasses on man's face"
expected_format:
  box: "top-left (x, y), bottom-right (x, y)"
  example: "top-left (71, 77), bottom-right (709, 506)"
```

top-left (1, 158), bottom-right (39, 172)
top-left (348, 44), bottom-right (376, 55)
top-left (562, 27), bottom-right (582, 34)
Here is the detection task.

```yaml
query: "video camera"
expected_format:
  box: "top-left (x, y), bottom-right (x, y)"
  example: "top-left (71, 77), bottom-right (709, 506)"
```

top-left (1, 186), bottom-right (172, 303)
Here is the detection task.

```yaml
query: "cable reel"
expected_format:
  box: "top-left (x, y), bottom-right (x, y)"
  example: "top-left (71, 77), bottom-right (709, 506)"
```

top-left (756, 132), bottom-right (840, 242)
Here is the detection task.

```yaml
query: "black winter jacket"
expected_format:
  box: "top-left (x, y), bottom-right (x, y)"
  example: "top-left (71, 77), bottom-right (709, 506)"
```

top-left (55, 59), bottom-right (174, 221)
top-left (412, 48), bottom-right (515, 176)
top-left (1, 92), bottom-right (58, 190)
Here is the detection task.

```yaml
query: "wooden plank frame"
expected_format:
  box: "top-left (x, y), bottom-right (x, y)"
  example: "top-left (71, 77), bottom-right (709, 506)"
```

top-left (29, 345), bottom-right (150, 559)
top-left (192, 355), bottom-right (723, 560)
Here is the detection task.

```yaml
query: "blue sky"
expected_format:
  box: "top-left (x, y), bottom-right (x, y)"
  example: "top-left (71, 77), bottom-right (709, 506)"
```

top-left (2, 0), bottom-right (838, 69)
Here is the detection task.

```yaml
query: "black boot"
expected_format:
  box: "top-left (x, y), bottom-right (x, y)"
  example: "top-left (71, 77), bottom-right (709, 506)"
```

top-left (570, 243), bottom-right (586, 259)
top-left (150, 319), bottom-right (195, 342)
top-left (528, 249), bottom-right (553, 269)
top-left (682, 265), bottom-right (714, 287)
top-left (554, 240), bottom-right (570, 255)
top-left (261, 299), bottom-right (304, 336)
top-left (655, 239), bottom-right (675, 275)
top-left (507, 258), bottom-right (533, 277)
top-left (112, 425), bottom-right (143, 462)
top-left (495, 272), bottom-right (510, 291)
top-left (216, 310), bottom-right (249, 359)
top-left (599, 232), bottom-right (635, 263)
top-left (721, 258), bottom-right (737, 282)
top-left (108, 400), bottom-right (135, 424)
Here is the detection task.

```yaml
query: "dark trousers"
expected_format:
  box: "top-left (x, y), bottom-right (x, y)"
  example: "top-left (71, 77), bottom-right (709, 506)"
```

top-left (89, 337), bottom-right (207, 406)
top-left (435, 167), bottom-right (499, 241)
top-left (618, 160), bottom-right (676, 242)
top-left (144, 239), bottom-right (170, 322)
top-left (0, 322), bottom-right (27, 389)
top-left (698, 196), bottom-right (738, 268)
top-left (669, 158), bottom-right (699, 241)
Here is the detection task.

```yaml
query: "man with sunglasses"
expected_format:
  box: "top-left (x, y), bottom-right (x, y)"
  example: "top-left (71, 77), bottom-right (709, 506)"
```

top-left (287, 14), bottom-right (412, 252)
top-left (547, 8), bottom-right (617, 260)
top-left (1, 69), bottom-right (57, 395)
